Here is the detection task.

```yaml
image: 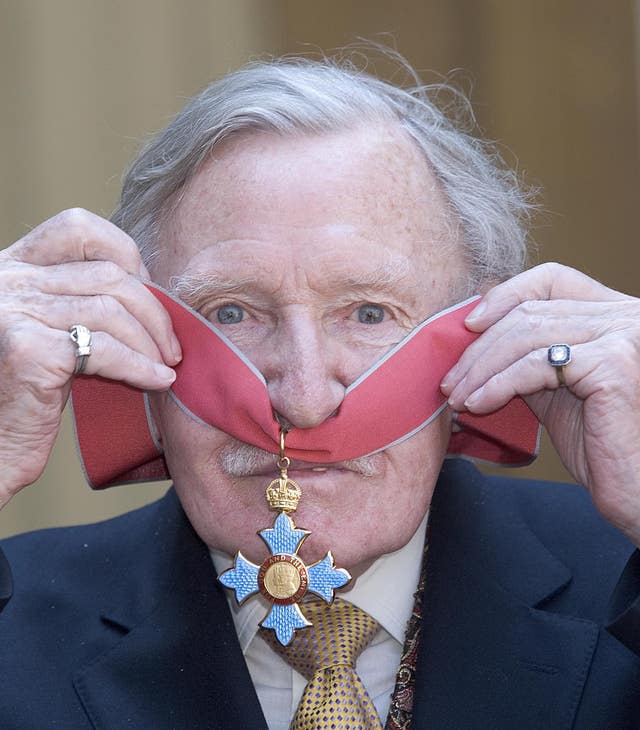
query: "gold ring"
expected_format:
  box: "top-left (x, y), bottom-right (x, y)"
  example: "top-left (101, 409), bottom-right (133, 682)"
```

top-left (547, 344), bottom-right (571, 387)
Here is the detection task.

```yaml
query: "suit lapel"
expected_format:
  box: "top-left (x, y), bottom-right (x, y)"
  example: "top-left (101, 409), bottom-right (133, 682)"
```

top-left (73, 491), bottom-right (267, 730)
top-left (411, 460), bottom-right (599, 730)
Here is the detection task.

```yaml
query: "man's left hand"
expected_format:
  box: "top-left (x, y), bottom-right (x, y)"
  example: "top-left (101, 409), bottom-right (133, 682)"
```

top-left (441, 262), bottom-right (640, 546)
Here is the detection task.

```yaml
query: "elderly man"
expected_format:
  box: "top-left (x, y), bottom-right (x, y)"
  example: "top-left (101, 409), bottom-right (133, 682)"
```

top-left (1, 54), bottom-right (639, 729)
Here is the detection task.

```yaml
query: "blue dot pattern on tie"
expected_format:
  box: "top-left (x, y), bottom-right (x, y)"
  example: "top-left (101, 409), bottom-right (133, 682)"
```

top-left (261, 597), bottom-right (383, 730)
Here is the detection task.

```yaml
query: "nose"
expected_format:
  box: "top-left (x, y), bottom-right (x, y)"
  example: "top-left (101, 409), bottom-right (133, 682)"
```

top-left (260, 313), bottom-right (347, 430)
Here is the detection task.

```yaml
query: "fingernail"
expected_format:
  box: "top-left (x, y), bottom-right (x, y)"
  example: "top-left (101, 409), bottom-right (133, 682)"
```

top-left (465, 301), bottom-right (486, 323)
top-left (464, 387), bottom-right (483, 409)
top-left (170, 333), bottom-right (182, 363)
top-left (139, 262), bottom-right (151, 279)
top-left (155, 364), bottom-right (176, 383)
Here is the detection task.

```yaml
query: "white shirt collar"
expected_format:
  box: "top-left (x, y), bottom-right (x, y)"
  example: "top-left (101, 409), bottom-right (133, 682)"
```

top-left (211, 512), bottom-right (427, 652)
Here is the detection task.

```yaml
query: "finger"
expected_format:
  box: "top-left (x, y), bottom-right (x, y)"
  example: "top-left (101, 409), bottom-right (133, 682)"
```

top-left (10, 261), bottom-right (181, 364)
top-left (15, 293), bottom-right (164, 364)
top-left (442, 299), bottom-right (635, 400)
top-left (61, 329), bottom-right (176, 391)
top-left (459, 341), bottom-right (599, 415)
top-left (464, 262), bottom-right (632, 331)
top-left (1, 209), bottom-right (149, 279)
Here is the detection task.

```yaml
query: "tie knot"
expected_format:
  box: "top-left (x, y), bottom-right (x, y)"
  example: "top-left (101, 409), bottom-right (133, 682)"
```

top-left (261, 597), bottom-right (380, 679)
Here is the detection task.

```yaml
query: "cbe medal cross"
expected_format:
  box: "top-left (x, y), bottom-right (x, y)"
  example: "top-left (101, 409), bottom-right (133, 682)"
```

top-left (218, 431), bottom-right (351, 645)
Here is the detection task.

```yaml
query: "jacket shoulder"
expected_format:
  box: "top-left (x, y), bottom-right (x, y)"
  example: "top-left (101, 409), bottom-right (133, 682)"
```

top-left (0, 488), bottom-right (189, 633)
top-left (438, 459), bottom-right (635, 619)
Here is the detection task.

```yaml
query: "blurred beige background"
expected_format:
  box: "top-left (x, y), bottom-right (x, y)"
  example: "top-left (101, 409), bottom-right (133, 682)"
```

top-left (1, 0), bottom-right (638, 538)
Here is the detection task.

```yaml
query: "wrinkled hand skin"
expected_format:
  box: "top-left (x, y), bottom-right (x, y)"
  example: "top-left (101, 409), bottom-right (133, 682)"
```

top-left (441, 262), bottom-right (640, 547)
top-left (0, 209), bottom-right (180, 508)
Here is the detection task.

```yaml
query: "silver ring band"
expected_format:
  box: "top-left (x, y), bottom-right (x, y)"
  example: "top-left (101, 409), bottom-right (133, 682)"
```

top-left (547, 344), bottom-right (571, 387)
top-left (69, 324), bottom-right (92, 374)
top-left (74, 353), bottom-right (89, 374)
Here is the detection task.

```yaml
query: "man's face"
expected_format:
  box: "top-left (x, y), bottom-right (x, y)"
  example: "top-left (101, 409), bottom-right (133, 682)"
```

top-left (150, 123), bottom-right (468, 576)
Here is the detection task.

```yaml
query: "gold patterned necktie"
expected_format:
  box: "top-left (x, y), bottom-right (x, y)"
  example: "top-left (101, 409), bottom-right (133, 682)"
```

top-left (260, 597), bottom-right (384, 730)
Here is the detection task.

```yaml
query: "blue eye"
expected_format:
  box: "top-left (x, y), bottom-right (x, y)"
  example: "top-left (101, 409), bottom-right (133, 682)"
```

top-left (216, 304), bottom-right (244, 324)
top-left (357, 304), bottom-right (385, 324)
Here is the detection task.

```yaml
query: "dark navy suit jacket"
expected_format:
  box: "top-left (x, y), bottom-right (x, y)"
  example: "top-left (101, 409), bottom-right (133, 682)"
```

top-left (1, 459), bottom-right (640, 729)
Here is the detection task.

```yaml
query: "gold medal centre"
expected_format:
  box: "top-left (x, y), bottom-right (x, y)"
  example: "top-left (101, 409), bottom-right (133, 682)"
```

top-left (258, 554), bottom-right (309, 605)
top-left (263, 561), bottom-right (301, 599)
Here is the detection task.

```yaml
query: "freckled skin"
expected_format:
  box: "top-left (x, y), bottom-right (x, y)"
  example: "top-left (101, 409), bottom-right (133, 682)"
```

top-left (150, 124), bottom-right (468, 577)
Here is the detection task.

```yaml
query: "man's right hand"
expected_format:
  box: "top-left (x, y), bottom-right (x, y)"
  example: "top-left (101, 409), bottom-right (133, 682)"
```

top-left (0, 209), bottom-right (180, 508)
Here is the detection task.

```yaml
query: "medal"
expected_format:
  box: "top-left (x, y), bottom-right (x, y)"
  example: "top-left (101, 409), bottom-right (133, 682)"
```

top-left (218, 429), bottom-right (351, 645)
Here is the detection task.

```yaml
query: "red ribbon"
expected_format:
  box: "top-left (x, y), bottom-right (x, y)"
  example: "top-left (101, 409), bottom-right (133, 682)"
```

top-left (71, 285), bottom-right (540, 489)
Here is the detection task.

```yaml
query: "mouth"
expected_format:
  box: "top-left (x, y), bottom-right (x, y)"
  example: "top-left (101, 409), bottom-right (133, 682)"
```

top-left (247, 460), bottom-right (356, 477)
top-left (218, 441), bottom-right (385, 479)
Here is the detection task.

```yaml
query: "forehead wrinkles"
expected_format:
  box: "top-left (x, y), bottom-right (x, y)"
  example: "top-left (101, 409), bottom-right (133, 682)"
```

top-left (346, 252), bottom-right (411, 286)
top-left (157, 125), bottom-right (462, 296)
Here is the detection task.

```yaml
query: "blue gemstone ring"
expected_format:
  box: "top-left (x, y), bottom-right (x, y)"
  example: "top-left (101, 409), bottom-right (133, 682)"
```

top-left (547, 344), bottom-right (571, 386)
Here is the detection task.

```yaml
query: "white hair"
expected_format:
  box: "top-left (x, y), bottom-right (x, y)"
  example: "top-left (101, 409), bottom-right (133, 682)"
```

top-left (112, 50), bottom-right (533, 290)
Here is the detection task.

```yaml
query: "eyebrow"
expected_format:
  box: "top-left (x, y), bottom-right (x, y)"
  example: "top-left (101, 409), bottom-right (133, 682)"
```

top-left (169, 257), bottom-right (416, 310)
top-left (169, 272), bottom-right (258, 310)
